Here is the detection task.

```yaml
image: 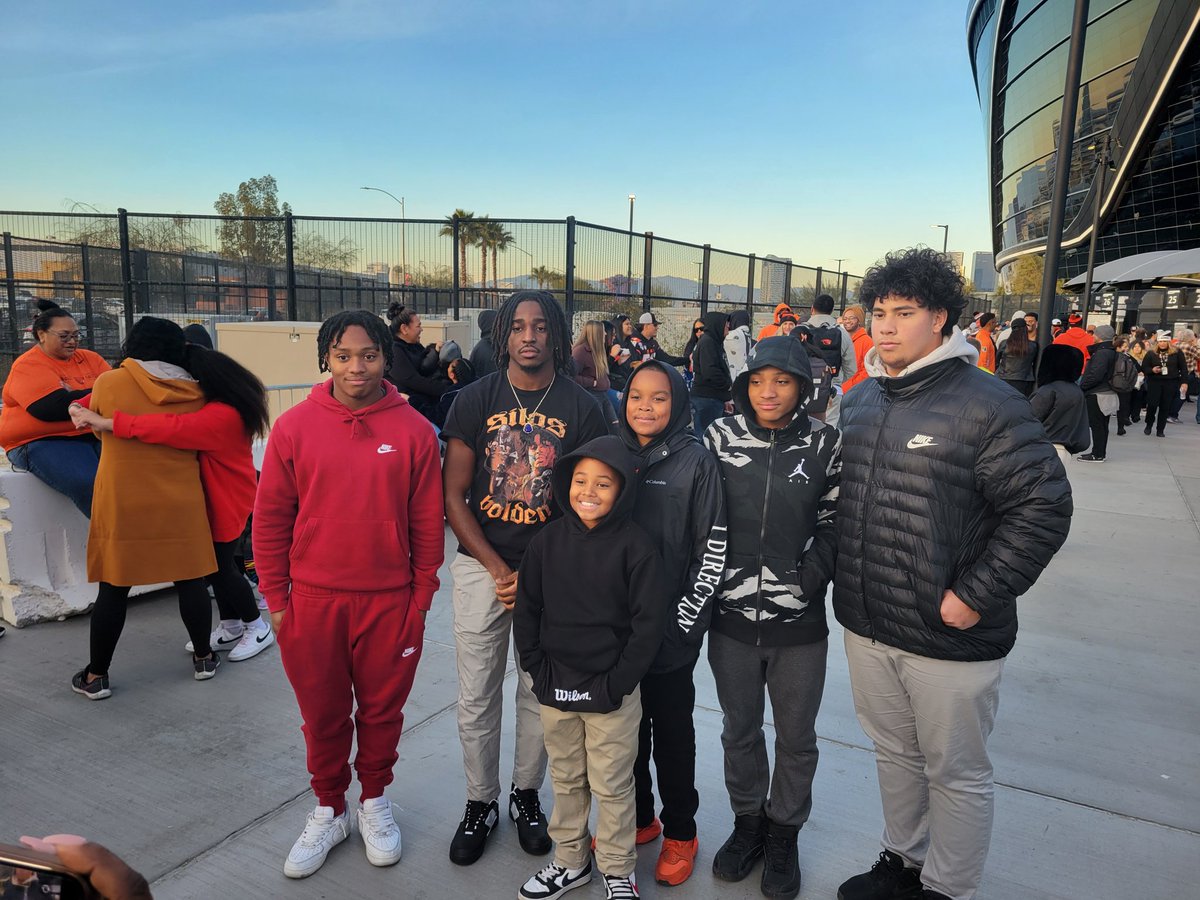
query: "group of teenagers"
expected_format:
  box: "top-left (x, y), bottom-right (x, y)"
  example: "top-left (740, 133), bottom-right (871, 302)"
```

top-left (2, 245), bottom-right (1074, 900)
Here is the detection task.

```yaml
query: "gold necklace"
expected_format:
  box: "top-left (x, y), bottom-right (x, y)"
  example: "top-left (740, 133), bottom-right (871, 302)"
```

top-left (508, 373), bottom-right (556, 434)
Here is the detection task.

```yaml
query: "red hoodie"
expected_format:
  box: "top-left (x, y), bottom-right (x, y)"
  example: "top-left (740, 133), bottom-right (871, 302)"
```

top-left (112, 401), bottom-right (256, 543)
top-left (253, 380), bottom-right (444, 611)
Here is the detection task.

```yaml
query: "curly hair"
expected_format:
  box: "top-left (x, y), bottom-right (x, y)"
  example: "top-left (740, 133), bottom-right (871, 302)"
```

top-left (858, 247), bottom-right (968, 336)
top-left (493, 290), bottom-right (572, 374)
top-left (317, 310), bottom-right (393, 373)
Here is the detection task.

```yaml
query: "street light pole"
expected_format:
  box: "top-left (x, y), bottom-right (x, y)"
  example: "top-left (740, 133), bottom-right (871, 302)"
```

top-left (930, 224), bottom-right (948, 255)
top-left (627, 194), bottom-right (636, 298)
top-left (361, 186), bottom-right (406, 286)
top-left (832, 258), bottom-right (847, 308)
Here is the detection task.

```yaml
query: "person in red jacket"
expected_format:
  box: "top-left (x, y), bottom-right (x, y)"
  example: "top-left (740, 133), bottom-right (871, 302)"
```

top-left (70, 345), bottom-right (273, 661)
top-left (253, 310), bottom-right (445, 880)
top-left (1052, 312), bottom-right (1094, 364)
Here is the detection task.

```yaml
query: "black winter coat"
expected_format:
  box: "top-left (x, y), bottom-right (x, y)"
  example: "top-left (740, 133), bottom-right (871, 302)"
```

top-left (834, 347), bottom-right (1072, 661)
top-left (1079, 342), bottom-right (1117, 394)
top-left (386, 339), bottom-right (451, 421)
top-left (691, 312), bottom-right (732, 400)
top-left (619, 360), bottom-right (727, 673)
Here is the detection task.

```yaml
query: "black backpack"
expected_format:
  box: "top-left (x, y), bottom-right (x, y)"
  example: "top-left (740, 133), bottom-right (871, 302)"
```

top-left (1109, 351), bottom-right (1138, 393)
top-left (800, 341), bottom-right (833, 417)
top-left (796, 322), bottom-right (843, 376)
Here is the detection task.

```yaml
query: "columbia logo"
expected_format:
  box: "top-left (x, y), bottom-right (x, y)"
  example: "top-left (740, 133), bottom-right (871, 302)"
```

top-left (906, 434), bottom-right (938, 450)
top-left (554, 689), bottom-right (591, 702)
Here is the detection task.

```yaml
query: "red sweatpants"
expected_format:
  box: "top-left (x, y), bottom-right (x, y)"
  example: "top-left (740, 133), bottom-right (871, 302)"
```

top-left (278, 584), bottom-right (425, 810)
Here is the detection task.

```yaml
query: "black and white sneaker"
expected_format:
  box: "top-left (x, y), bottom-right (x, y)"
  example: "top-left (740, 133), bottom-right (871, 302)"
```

top-left (1076, 453), bottom-right (1105, 462)
top-left (602, 873), bottom-right (639, 899)
top-left (193, 653), bottom-right (221, 681)
top-left (448, 799), bottom-right (499, 866)
top-left (510, 785), bottom-right (552, 855)
top-left (518, 861), bottom-right (593, 899)
top-left (71, 667), bottom-right (111, 701)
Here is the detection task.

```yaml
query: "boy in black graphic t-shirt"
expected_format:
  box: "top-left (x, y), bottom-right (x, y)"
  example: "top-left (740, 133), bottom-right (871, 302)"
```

top-left (441, 291), bottom-right (608, 867)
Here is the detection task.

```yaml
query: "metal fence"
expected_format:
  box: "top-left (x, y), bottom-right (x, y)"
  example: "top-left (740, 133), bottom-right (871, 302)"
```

top-left (0, 208), bottom-right (865, 386)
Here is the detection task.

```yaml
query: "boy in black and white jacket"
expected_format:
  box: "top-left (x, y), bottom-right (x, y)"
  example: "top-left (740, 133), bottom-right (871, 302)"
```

top-left (703, 336), bottom-right (840, 900)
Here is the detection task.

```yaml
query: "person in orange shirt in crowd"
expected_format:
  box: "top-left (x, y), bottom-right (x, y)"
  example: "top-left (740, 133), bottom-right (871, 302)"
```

top-left (841, 305), bottom-right (873, 392)
top-left (0, 299), bottom-right (111, 516)
top-left (757, 303), bottom-right (795, 341)
top-left (975, 313), bottom-right (997, 372)
top-left (1053, 312), bottom-right (1094, 364)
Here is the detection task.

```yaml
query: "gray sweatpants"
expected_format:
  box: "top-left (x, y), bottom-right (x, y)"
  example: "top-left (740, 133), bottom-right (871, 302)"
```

top-left (844, 630), bottom-right (1004, 900)
top-left (707, 631), bottom-right (828, 828)
top-left (451, 554), bottom-right (547, 802)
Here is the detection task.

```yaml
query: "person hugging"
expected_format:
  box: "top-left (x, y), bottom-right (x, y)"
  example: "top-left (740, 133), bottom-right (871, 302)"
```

top-left (513, 435), bottom-right (669, 900)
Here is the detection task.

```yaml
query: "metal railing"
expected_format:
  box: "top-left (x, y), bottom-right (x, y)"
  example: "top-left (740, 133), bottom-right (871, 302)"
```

top-left (0, 208), bottom-right (865, 387)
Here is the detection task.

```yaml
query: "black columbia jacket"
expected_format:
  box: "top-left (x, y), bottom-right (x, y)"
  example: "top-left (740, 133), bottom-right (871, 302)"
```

top-left (619, 360), bottom-right (727, 673)
top-left (834, 331), bottom-right (1072, 661)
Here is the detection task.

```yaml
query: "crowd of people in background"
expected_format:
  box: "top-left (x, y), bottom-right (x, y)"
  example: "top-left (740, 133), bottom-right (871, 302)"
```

top-left (14, 242), bottom-right (1200, 900)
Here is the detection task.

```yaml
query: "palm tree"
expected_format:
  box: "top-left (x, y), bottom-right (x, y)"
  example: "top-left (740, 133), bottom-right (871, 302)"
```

top-left (475, 216), bottom-right (490, 292)
top-left (482, 220), bottom-right (514, 289)
top-left (531, 265), bottom-right (559, 289)
top-left (439, 209), bottom-right (475, 288)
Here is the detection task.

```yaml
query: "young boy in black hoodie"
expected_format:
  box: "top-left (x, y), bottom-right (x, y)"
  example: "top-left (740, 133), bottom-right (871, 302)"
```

top-left (703, 336), bottom-right (841, 900)
top-left (513, 435), bottom-right (668, 900)
top-left (618, 360), bottom-right (727, 887)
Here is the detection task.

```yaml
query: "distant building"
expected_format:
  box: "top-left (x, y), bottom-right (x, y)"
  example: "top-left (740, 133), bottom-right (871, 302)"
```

top-left (971, 252), bottom-right (997, 291)
top-left (366, 262), bottom-right (389, 277)
top-left (945, 251), bottom-right (964, 277)
top-left (759, 255), bottom-right (790, 305)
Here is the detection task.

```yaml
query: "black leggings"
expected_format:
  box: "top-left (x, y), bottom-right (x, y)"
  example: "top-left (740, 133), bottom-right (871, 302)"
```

top-left (208, 540), bottom-right (260, 623)
top-left (89, 578), bottom-right (212, 675)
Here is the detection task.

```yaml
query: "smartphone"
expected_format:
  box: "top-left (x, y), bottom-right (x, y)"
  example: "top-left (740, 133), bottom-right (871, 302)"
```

top-left (0, 844), bottom-right (98, 899)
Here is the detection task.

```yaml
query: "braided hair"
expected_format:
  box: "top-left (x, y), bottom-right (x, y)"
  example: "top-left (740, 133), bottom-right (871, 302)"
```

top-left (492, 290), bottom-right (572, 374)
top-left (316, 310), bottom-right (393, 373)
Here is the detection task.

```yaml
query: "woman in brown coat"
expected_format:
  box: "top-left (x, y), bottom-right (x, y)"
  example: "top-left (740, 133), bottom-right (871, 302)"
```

top-left (71, 317), bottom-right (219, 700)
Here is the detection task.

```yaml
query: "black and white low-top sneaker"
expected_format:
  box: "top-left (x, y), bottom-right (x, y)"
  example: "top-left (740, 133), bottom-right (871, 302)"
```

top-left (448, 799), bottom-right (499, 866)
top-left (602, 873), bottom-right (639, 899)
top-left (1077, 453), bottom-right (1105, 462)
top-left (518, 862), bottom-right (593, 899)
top-left (510, 785), bottom-right (552, 855)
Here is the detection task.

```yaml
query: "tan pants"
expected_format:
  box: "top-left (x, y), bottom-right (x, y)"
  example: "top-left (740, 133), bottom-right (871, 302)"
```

top-left (540, 687), bottom-right (642, 876)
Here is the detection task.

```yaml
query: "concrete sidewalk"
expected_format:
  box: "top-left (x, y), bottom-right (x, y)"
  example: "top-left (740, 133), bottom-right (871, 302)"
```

top-left (2, 418), bottom-right (1198, 899)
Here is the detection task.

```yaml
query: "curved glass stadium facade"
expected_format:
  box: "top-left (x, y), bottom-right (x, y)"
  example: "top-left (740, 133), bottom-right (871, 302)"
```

top-left (969, 0), bottom-right (1200, 279)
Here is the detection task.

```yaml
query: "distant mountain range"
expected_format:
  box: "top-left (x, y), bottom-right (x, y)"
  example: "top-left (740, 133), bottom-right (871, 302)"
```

top-left (480, 273), bottom-right (750, 303)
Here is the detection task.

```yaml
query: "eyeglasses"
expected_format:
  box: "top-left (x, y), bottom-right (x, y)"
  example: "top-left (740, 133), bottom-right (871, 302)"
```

top-left (694, 327), bottom-right (705, 334)
top-left (50, 330), bottom-right (83, 341)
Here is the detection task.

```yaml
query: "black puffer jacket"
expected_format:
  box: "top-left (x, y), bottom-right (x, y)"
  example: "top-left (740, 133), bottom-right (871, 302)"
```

top-left (1079, 341), bottom-right (1117, 394)
top-left (834, 330), bottom-right (1073, 661)
top-left (619, 360), bottom-right (727, 673)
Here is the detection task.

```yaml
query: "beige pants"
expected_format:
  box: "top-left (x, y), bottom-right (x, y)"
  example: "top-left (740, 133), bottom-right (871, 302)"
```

top-left (540, 687), bottom-right (642, 876)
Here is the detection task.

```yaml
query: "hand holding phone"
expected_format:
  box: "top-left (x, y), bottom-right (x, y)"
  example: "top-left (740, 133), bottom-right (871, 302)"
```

top-left (9, 836), bottom-right (153, 900)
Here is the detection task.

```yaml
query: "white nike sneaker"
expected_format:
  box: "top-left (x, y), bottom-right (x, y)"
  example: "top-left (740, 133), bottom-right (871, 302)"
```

top-left (229, 618), bottom-right (274, 661)
top-left (284, 805), bottom-right (350, 878)
top-left (357, 796), bottom-right (402, 867)
top-left (185, 622), bottom-right (243, 654)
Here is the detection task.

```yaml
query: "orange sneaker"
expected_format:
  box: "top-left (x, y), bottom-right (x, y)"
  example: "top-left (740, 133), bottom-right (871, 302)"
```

top-left (636, 818), bottom-right (663, 845)
top-left (590, 819), bottom-right (662, 853)
top-left (655, 836), bottom-right (698, 886)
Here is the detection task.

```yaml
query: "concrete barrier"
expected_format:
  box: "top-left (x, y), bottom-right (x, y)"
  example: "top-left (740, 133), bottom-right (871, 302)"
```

top-left (0, 470), bottom-right (165, 627)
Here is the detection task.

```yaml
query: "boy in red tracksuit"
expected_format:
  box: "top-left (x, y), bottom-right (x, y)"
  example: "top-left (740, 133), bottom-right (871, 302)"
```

top-left (253, 310), bottom-right (445, 879)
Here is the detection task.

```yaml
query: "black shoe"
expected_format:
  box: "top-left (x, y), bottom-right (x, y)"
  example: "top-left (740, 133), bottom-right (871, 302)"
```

top-left (1076, 453), bottom-right (1105, 462)
top-left (1131, 415), bottom-right (1140, 422)
top-left (760, 821), bottom-right (800, 899)
top-left (837, 850), bottom-right (923, 900)
top-left (1157, 432), bottom-right (1165, 437)
top-left (1117, 427), bottom-right (1126, 435)
top-left (712, 813), bottom-right (765, 882)
top-left (71, 666), bottom-right (112, 701)
top-left (509, 785), bottom-right (552, 855)
top-left (1144, 426), bottom-right (1152, 435)
top-left (449, 799), bottom-right (499, 865)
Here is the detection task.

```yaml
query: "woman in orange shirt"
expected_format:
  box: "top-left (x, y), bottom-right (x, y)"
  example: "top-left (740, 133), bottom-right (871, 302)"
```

top-left (0, 300), bottom-right (110, 515)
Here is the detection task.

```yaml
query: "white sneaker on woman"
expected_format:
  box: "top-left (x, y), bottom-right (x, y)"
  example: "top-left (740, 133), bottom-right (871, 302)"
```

top-left (284, 805), bottom-right (350, 878)
top-left (357, 796), bottom-right (402, 866)
top-left (229, 618), bottom-right (274, 661)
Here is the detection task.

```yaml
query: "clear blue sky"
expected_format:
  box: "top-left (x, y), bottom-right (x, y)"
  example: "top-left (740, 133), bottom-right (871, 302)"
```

top-left (4, 0), bottom-right (991, 277)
